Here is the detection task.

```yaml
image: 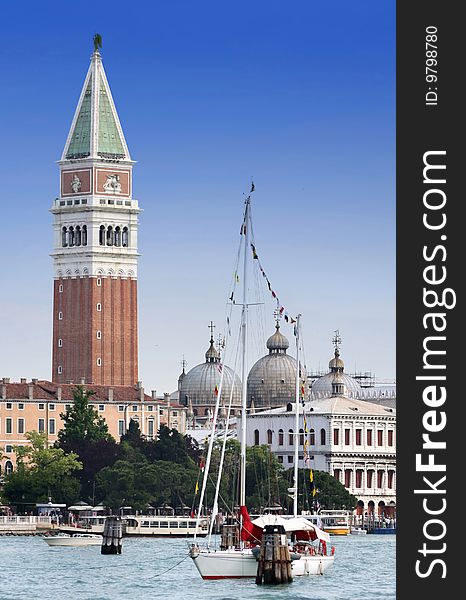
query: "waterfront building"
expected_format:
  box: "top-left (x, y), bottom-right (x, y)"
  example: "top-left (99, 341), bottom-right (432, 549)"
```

top-left (0, 378), bottom-right (186, 474)
top-left (50, 42), bottom-right (140, 386)
top-left (178, 328), bottom-right (242, 424)
top-left (240, 379), bottom-right (396, 514)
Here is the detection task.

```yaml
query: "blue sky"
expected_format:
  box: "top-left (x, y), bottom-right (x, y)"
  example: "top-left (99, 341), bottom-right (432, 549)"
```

top-left (0, 1), bottom-right (395, 393)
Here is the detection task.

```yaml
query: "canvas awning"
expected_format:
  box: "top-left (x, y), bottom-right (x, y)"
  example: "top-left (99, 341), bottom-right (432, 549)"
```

top-left (251, 514), bottom-right (330, 543)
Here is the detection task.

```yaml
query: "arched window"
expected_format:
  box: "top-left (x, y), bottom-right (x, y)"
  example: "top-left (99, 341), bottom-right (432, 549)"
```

top-left (99, 225), bottom-right (105, 246)
top-left (286, 402), bottom-right (293, 412)
top-left (75, 226), bottom-right (81, 246)
top-left (82, 225), bottom-right (87, 246)
top-left (309, 428), bottom-right (315, 445)
top-left (299, 428), bottom-right (304, 446)
top-left (62, 226), bottom-right (67, 247)
top-left (5, 460), bottom-right (13, 475)
top-left (278, 429), bottom-right (284, 446)
top-left (106, 226), bottom-right (113, 246)
top-left (68, 226), bottom-right (75, 247)
top-left (288, 429), bottom-right (294, 445)
top-left (320, 428), bottom-right (326, 445)
top-left (122, 227), bottom-right (129, 247)
top-left (114, 226), bottom-right (121, 247)
top-left (267, 429), bottom-right (273, 445)
top-left (254, 429), bottom-right (260, 445)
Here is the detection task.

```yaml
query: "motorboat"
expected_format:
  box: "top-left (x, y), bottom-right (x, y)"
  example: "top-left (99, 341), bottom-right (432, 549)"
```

top-left (43, 532), bottom-right (102, 546)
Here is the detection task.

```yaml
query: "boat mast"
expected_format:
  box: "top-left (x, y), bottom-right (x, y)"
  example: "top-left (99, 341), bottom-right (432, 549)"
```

top-left (239, 195), bottom-right (250, 509)
top-left (293, 314), bottom-right (302, 517)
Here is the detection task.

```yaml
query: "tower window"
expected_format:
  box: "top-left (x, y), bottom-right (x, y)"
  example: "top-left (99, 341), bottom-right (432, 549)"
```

top-left (99, 225), bottom-right (105, 246)
top-left (97, 358), bottom-right (102, 366)
top-left (57, 366), bottom-right (62, 374)
top-left (82, 225), bottom-right (87, 246)
top-left (58, 339), bottom-right (63, 347)
top-left (68, 226), bottom-right (75, 247)
top-left (75, 226), bottom-right (81, 246)
top-left (96, 278), bottom-right (102, 287)
top-left (122, 227), bottom-right (129, 247)
top-left (62, 227), bottom-right (68, 247)
top-left (106, 226), bottom-right (113, 246)
top-left (96, 303), bottom-right (101, 312)
top-left (58, 284), bottom-right (63, 293)
top-left (114, 226), bottom-right (121, 247)
top-left (96, 331), bottom-right (102, 339)
top-left (58, 311), bottom-right (63, 320)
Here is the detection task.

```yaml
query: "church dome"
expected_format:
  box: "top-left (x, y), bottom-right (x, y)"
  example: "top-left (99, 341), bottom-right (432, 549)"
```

top-left (311, 342), bottom-right (361, 396)
top-left (247, 323), bottom-right (307, 409)
top-left (179, 335), bottom-right (242, 414)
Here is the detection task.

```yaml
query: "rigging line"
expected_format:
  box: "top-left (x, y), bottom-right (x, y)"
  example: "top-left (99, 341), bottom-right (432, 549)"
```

top-left (144, 553), bottom-right (190, 579)
top-left (207, 323), bottom-right (242, 544)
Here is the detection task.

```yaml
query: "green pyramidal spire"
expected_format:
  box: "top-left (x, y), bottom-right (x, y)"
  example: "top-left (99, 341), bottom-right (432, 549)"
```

top-left (62, 40), bottom-right (130, 162)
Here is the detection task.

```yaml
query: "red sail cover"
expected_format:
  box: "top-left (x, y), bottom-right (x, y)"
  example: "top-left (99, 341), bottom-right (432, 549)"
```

top-left (239, 506), bottom-right (263, 543)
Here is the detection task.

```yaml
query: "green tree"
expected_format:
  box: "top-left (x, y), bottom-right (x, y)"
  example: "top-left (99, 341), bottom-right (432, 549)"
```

top-left (57, 386), bottom-right (114, 450)
top-left (284, 468), bottom-right (357, 512)
top-left (3, 432), bottom-right (82, 506)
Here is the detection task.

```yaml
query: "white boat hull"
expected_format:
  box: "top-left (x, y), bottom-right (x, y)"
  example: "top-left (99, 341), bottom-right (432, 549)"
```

top-left (190, 548), bottom-right (334, 579)
top-left (44, 536), bottom-right (102, 547)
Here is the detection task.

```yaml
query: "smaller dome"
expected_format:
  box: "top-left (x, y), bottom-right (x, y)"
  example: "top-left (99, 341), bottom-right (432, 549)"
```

top-left (329, 348), bottom-right (344, 372)
top-left (205, 337), bottom-right (220, 363)
top-left (266, 323), bottom-right (289, 353)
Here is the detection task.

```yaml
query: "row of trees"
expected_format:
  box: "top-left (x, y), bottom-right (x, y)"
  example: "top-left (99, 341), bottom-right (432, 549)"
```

top-left (1, 387), bottom-right (356, 513)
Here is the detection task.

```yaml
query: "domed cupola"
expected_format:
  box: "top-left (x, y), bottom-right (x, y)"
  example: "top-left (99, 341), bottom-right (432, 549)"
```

top-left (178, 323), bottom-right (242, 418)
top-left (247, 321), bottom-right (307, 409)
top-left (205, 335), bottom-right (221, 363)
top-left (311, 330), bottom-right (362, 396)
top-left (266, 323), bottom-right (290, 353)
top-left (329, 347), bottom-right (345, 372)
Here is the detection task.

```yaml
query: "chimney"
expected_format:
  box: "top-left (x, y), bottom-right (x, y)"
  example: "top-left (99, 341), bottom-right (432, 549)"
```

top-left (108, 388), bottom-right (114, 402)
top-left (164, 392), bottom-right (171, 408)
top-left (1, 384), bottom-right (6, 400)
top-left (32, 378), bottom-right (38, 384)
top-left (57, 387), bottom-right (62, 402)
top-left (151, 390), bottom-right (157, 400)
top-left (20, 378), bottom-right (27, 384)
top-left (139, 386), bottom-right (144, 402)
top-left (136, 381), bottom-right (143, 390)
top-left (28, 384), bottom-right (34, 400)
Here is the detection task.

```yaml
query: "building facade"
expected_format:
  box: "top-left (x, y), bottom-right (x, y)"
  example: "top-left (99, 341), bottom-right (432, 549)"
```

top-left (0, 379), bottom-right (186, 475)
top-left (51, 45), bottom-right (140, 386)
top-left (241, 395), bottom-right (396, 514)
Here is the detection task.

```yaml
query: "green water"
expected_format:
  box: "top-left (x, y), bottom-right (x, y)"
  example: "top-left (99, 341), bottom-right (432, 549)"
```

top-left (0, 534), bottom-right (395, 600)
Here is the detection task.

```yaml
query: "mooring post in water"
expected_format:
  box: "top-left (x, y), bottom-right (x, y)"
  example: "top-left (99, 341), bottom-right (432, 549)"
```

top-left (101, 516), bottom-right (123, 554)
top-left (255, 524), bottom-right (292, 585)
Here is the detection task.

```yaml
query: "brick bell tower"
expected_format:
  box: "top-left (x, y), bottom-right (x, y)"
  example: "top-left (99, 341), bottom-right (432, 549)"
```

top-left (51, 38), bottom-right (140, 385)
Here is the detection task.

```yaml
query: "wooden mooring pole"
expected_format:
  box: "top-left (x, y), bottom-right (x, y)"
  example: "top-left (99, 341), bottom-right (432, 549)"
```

top-left (101, 516), bottom-right (123, 554)
top-left (256, 524), bottom-right (293, 585)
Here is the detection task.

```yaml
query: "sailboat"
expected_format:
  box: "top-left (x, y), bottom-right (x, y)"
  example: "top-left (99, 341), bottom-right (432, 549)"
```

top-left (189, 189), bottom-right (335, 579)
